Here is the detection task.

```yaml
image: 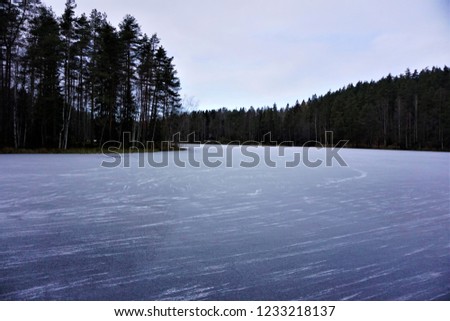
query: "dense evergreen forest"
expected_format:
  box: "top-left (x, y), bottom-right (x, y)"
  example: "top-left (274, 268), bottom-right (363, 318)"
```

top-left (1, 0), bottom-right (181, 149)
top-left (1, 0), bottom-right (449, 151)
top-left (177, 67), bottom-right (450, 150)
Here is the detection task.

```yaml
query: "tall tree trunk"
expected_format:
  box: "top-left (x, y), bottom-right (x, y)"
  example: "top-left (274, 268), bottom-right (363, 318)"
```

top-left (414, 94), bottom-right (418, 145)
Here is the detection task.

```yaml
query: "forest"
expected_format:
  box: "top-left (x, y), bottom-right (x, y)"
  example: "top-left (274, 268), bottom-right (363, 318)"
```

top-left (1, 0), bottom-right (449, 151)
top-left (1, 0), bottom-right (181, 150)
top-left (178, 67), bottom-right (449, 150)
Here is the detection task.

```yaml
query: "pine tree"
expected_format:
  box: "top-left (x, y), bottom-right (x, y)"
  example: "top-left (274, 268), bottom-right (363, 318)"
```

top-left (59, 0), bottom-right (76, 149)
top-left (26, 5), bottom-right (63, 147)
top-left (73, 13), bottom-right (91, 145)
top-left (0, 0), bottom-right (40, 148)
top-left (94, 20), bottom-right (120, 144)
top-left (137, 33), bottom-right (159, 142)
top-left (118, 14), bottom-right (141, 142)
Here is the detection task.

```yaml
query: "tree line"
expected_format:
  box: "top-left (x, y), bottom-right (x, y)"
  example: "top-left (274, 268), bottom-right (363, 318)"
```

top-left (1, 0), bottom-right (181, 149)
top-left (1, 1), bottom-right (449, 151)
top-left (175, 67), bottom-right (449, 150)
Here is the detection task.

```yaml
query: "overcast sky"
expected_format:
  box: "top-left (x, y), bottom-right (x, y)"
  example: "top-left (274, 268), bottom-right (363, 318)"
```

top-left (44, 0), bottom-right (450, 110)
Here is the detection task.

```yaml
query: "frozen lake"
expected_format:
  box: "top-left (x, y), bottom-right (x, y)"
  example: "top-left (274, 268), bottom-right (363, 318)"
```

top-left (0, 147), bottom-right (449, 300)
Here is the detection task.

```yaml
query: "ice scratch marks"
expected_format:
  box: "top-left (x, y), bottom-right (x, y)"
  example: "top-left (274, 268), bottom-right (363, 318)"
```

top-left (317, 168), bottom-right (367, 187)
top-left (403, 245), bottom-right (433, 257)
top-left (0, 150), bottom-right (449, 300)
top-left (158, 285), bottom-right (216, 301)
top-left (341, 292), bottom-right (363, 300)
top-left (247, 189), bottom-right (262, 196)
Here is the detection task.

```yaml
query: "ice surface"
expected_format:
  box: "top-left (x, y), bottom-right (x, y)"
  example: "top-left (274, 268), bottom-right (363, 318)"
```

top-left (0, 147), bottom-right (449, 300)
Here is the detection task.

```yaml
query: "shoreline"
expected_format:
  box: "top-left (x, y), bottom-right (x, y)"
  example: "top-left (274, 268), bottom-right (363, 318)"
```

top-left (1, 145), bottom-right (448, 155)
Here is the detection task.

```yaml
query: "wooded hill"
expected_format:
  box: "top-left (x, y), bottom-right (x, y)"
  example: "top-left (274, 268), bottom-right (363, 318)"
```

top-left (1, 1), bottom-right (449, 151)
top-left (175, 67), bottom-right (449, 151)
